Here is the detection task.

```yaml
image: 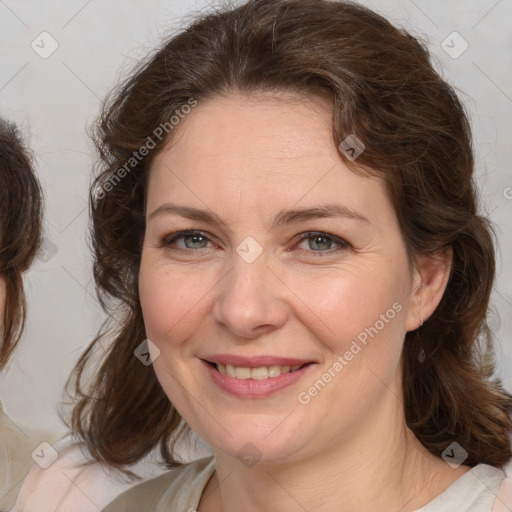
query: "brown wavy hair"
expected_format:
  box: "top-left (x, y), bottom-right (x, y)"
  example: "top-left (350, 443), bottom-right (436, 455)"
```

top-left (0, 118), bottom-right (43, 369)
top-left (68, 0), bottom-right (512, 470)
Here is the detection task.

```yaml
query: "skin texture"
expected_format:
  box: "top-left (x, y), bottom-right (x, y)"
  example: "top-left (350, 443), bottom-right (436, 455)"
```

top-left (139, 92), bottom-right (467, 512)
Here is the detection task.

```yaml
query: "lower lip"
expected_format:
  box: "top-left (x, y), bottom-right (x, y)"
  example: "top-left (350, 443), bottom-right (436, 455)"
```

top-left (202, 360), bottom-right (314, 398)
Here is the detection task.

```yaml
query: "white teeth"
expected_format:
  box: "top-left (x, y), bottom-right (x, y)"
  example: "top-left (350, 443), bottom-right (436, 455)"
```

top-left (268, 365), bottom-right (281, 378)
top-left (251, 367), bottom-right (268, 380)
top-left (235, 366), bottom-right (251, 380)
top-left (226, 364), bottom-right (236, 378)
top-left (214, 363), bottom-right (304, 380)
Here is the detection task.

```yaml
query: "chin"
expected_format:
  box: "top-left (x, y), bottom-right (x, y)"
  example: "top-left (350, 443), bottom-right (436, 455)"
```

top-left (198, 415), bottom-right (313, 466)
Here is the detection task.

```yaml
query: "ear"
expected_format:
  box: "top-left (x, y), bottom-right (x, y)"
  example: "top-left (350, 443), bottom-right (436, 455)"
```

top-left (405, 247), bottom-right (453, 332)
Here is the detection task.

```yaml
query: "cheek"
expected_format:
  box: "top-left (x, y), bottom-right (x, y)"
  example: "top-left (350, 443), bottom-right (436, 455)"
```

top-left (294, 271), bottom-right (408, 414)
top-left (289, 263), bottom-right (408, 348)
top-left (291, 266), bottom-right (410, 405)
top-left (138, 260), bottom-right (213, 346)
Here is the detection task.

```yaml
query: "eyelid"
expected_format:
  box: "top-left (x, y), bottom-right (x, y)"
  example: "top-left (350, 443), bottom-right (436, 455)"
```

top-left (160, 229), bottom-right (351, 254)
top-left (162, 229), bottom-right (216, 249)
top-left (294, 231), bottom-right (351, 253)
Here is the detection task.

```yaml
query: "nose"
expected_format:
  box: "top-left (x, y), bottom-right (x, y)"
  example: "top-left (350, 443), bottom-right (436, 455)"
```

top-left (212, 251), bottom-right (289, 340)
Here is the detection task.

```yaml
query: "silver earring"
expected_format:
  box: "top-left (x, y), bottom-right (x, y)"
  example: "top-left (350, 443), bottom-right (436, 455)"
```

top-left (420, 317), bottom-right (424, 328)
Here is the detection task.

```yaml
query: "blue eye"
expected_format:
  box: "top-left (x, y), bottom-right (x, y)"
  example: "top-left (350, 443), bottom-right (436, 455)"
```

top-left (161, 230), bottom-right (350, 256)
top-left (296, 232), bottom-right (349, 254)
top-left (164, 231), bottom-right (212, 250)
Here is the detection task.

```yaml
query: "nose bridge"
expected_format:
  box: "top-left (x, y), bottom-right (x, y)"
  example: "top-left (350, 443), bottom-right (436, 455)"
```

top-left (213, 247), bottom-right (287, 337)
top-left (224, 231), bottom-right (270, 294)
top-left (224, 248), bottom-right (272, 308)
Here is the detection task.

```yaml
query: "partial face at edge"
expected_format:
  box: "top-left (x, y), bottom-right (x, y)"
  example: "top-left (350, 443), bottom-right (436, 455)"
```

top-left (138, 92), bottom-right (425, 464)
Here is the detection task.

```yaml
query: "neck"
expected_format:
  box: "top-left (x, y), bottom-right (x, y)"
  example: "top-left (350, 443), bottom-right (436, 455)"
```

top-left (200, 389), bottom-right (469, 512)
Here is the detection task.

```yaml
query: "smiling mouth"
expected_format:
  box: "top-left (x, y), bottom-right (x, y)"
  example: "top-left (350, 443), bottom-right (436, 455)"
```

top-left (207, 361), bottom-right (309, 380)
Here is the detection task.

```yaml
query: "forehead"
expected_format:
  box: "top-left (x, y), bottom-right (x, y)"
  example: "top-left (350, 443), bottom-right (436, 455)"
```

top-left (155, 93), bottom-right (333, 171)
top-left (147, 93), bottom-right (393, 226)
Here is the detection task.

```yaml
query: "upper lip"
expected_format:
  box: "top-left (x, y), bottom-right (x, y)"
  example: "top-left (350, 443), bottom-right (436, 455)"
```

top-left (202, 355), bottom-right (314, 368)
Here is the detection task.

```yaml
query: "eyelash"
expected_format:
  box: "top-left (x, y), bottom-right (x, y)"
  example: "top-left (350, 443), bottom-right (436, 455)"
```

top-left (161, 229), bottom-right (351, 257)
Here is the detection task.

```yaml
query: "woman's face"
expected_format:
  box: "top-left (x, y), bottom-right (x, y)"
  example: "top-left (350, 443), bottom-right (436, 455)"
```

top-left (139, 92), bottom-right (423, 464)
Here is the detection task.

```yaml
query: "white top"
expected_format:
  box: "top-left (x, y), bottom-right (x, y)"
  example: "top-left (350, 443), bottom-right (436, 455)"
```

top-left (103, 457), bottom-right (512, 512)
top-left (11, 436), bottom-right (167, 512)
top-left (10, 434), bottom-right (512, 512)
top-left (0, 401), bottom-right (60, 511)
top-left (416, 464), bottom-right (509, 511)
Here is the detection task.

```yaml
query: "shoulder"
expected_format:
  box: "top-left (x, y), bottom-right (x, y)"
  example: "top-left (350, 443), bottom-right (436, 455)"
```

top-left (0, 409), bottom-right (61, 511)
top-left (102, 457), bottom-right (215, 512)
top-left (12, 436), bottom-right (161, 512)
top-left (451, 464), bottom-right (505, 512)
top-left (492, 475), bottom-right (512, 512)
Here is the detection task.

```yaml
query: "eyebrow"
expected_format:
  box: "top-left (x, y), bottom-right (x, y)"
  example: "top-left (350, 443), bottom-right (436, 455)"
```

top-left (147, 203), bottom-right (369, 229)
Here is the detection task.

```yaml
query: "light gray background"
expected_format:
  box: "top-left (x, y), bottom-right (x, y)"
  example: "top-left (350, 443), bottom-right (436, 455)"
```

top-left (0, 0), bottom-right (511, 434)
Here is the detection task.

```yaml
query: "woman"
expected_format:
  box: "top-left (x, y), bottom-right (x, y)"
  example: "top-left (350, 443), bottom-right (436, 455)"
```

top-left (67, 0), bottom-right (512, 510)
top-left (0, 117), bottom-right (50, 510)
